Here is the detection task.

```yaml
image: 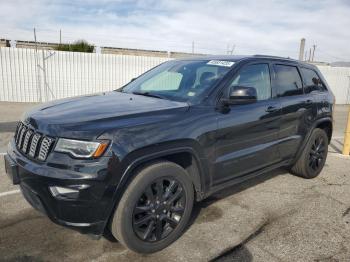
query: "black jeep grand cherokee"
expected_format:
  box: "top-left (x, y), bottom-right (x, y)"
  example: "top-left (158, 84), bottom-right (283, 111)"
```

top-left (5, 55), bottom-right (334, 253)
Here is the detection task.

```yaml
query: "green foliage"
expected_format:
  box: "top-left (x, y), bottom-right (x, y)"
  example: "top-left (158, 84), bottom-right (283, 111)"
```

top-left (56, 40), bottom-right (94, 53)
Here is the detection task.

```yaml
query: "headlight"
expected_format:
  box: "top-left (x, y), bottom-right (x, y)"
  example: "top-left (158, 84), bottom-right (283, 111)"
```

top-left (54, 138), bottom-right (109, 158)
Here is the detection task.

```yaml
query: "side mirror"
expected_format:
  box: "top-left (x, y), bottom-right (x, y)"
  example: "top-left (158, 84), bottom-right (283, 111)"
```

top-left (224, 86), bottom-right (257, 105)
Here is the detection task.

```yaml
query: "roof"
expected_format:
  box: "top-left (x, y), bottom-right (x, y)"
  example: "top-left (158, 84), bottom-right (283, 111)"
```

top-left (178, 54), bottom-right (300, 63)
top-left (178, 55), bottom-right (250, 61)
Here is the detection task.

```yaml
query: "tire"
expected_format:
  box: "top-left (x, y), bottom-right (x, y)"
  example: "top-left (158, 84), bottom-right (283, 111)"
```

top-left (291, 128), bottom-right (328, 179)
top-left (111, 161), bottom-right (194, 254)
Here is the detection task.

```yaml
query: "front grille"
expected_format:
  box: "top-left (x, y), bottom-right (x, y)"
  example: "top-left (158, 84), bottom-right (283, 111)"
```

top-left (14, 122), bottom-right (55, 161)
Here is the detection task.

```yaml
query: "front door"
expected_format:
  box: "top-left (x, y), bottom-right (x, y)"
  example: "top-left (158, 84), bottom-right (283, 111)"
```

top-left (213, 63), bottom-right (281, 185)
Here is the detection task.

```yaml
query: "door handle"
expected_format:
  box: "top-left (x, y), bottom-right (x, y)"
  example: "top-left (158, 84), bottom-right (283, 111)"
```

top-left (305, 99), bottom-right (312, 104)
top-left (265, 106), bottom-right (279, 113)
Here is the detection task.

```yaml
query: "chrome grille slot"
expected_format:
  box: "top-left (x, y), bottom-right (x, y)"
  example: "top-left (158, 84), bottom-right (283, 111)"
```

top-left (14, 122), bottom-right (55, 161)
top-left (15, 122), bottom-right (22, 144)
top-left (21, 129), bottom-right (33, 153)
top-left (17, 125), bottom-right (27, 149)
top-left (28, 133), bottom-right (41, 158)
top-left (38, 137), bottom-right (54, 161)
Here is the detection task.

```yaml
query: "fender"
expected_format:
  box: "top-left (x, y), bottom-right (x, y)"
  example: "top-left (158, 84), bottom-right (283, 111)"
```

top-left (292, 117), bottom-right (332, 165)
top-left (104, 146), bottom-right (206, 225)
top-left (101, 145), bottom-right (208, 233)
top-left (118, 146), bottom-right (206, 194)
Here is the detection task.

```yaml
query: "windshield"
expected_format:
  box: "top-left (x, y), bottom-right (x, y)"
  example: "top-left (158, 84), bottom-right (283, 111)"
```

top-left (120, 60), bottom-right (234, 102)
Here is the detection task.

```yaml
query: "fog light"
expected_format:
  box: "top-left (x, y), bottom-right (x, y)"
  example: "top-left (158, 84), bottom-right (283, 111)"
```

top-left (49, 186), bottom-right (79, 199)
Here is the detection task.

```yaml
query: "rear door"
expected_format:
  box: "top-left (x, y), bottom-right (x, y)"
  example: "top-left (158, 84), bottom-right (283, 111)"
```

top-left (272, 63), bottom-right (317, 160)
top-left (214, 62), bottom-right (282, 185)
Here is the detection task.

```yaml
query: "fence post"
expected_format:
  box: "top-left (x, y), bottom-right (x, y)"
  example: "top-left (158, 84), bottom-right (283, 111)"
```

top-left (42, 49), bottom-right (48, 102)
top-left (343, 107), bottom-right (350, 155)
top-left (347, 76), bottom-right (350, 105)
top-left (343, 77), bottom-right (350, 155)
top-left (34, 48), bottom-right (42, 102)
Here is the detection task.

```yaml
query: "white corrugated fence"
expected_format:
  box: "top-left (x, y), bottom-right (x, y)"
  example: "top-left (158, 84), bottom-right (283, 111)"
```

top-left (317, 65), bottom-right (350, 104)
top-left (0, 47), bottom-right (171, 102)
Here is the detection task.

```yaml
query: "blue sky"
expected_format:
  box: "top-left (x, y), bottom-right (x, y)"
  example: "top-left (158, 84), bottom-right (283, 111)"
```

top-left (1, 0), bottom-right (349, 62)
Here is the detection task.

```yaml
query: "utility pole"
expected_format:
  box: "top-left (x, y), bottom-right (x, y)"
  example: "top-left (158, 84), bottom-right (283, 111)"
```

top-left (192, 41), bottom-right (194, 54)
top-left (226, 44), bottom-right (235, 55)
top-left (311, 44), bottom-right (317, 62)
top-left (33, 28), bottom-right (37, 49)
top-left (59, 29), bottom-right (62, 45)
top-left (308, 48), bottom-right (312, 61)
top-left (229, 44), bottom-right (235, 55)
top-left (299, 38), bottom-right (305, 61)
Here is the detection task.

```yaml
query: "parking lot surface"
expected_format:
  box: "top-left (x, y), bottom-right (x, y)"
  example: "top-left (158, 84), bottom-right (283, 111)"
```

top-left (0, 102), bottom-right (350, 261)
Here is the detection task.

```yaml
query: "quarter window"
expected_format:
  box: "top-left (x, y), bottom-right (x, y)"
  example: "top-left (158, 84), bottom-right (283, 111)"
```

top-left (274, 65), bottom-right (303, 97)
top-left (300, 67), bottom-right (326, 93)
top-left (229, 64), bottom-right (271, 101)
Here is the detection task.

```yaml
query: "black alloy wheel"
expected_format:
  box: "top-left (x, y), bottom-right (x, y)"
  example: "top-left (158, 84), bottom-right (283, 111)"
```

top-left (132, 178), bottom-right (186, 242)
top-left (291, 128), bottom-right (328, 179)
top-left (309, 136), bottom-right (326, 172)
top-left (110, 161), bottom-right (194, 254)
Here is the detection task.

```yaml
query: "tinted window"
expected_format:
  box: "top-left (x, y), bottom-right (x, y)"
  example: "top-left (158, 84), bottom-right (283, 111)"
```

top-left (274, 65), bottom-right (303, 97)
top-left (230, 64), bottom-right (271, 100)
top-left (194, 66), bottom-right (218, 87)
top-left (141, 71), bottom-right (182, 91)
top-left (300, 67), bottom-right (326, 93)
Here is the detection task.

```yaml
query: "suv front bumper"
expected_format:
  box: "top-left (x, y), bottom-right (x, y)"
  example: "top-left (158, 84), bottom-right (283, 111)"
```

top-left (4, 140), bottom-right (119, 237)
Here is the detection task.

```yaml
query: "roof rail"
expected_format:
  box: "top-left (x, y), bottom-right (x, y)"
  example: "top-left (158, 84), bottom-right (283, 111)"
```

top-left (253, 54), bottom-right (297, 61)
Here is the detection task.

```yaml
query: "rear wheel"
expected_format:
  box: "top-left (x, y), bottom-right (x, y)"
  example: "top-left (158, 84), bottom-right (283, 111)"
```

top-left (291, 128), bottom-right (328, 179)
top-left (111, 161), bottom-right (194, 253)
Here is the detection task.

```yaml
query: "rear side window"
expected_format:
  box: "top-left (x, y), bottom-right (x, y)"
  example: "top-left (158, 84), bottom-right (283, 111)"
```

top-left (300, 67), bottom-right (326, 93)
top-left (274, 65), bottom-right (303, 97)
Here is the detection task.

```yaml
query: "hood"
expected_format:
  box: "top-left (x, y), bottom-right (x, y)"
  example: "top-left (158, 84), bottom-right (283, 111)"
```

top-left (23, 91), bottom-right (188, 138)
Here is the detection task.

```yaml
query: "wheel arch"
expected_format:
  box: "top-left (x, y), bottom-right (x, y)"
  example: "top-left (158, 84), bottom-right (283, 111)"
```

top-left (103, 146), bottom-right (206, 238)
top-left (292, 117), bottom-right (332, 166)
top-left (315, 119), bottom-right (333, 143)
top-left (117, 147), bottom-right (205, 202)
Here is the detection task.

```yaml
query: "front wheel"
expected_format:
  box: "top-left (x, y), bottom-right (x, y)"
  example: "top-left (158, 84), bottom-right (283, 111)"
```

top-left (290, 128), bottom-right (328, 179)
top-left (110, 161), bottom-right (194, 253)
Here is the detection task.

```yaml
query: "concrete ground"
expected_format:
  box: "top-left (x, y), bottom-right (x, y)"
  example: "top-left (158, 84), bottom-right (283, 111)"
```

top-left (0, 102), bottom-right (349, 261)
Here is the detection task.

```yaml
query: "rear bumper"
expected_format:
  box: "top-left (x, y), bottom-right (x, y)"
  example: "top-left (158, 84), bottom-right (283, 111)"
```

top-left (5, 140), bottom-right (121, 237)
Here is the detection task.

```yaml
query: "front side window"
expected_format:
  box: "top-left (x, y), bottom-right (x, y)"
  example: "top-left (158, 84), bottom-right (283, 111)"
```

top-left (274, 65), bottom-right (303, 97)
top-left (300, 67), bottom-right (326, 93)
top-left (122, 60), bottom-right (232, 102)
top-left (229, 64), bottom-right (271, 101)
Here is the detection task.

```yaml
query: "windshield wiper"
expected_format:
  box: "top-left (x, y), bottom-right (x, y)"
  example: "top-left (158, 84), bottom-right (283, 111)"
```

top-left (132, 91), bottom-right (166, 100)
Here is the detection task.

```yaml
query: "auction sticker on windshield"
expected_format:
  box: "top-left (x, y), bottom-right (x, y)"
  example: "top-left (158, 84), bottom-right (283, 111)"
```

top-left (207, 60), bottom-right (235, 67)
